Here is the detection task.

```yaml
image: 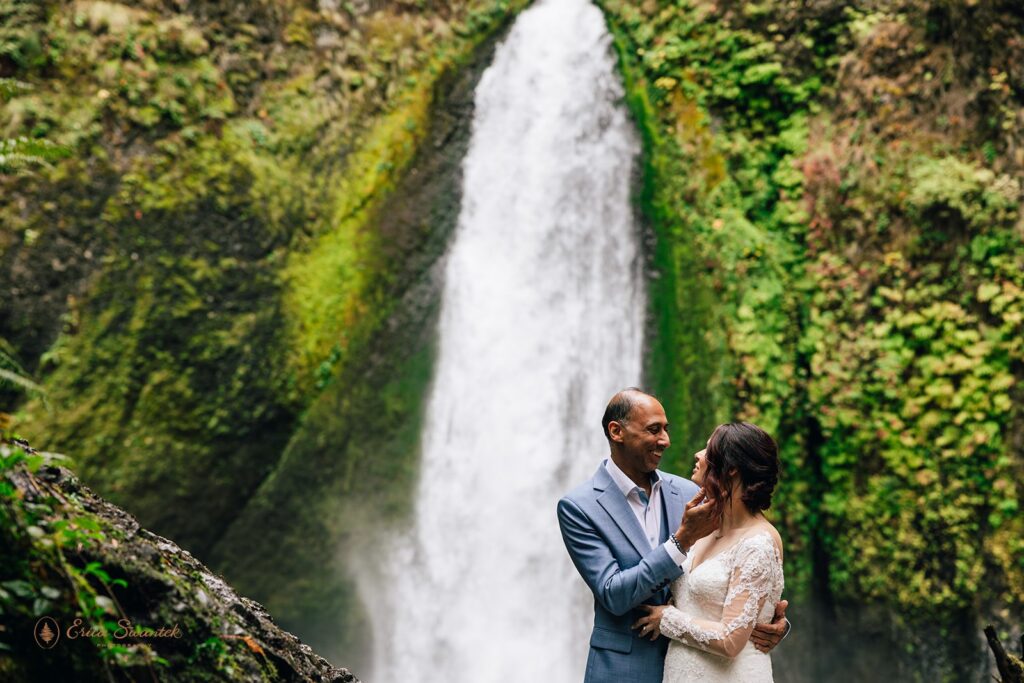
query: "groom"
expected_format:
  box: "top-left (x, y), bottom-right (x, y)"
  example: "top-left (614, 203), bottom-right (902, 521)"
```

top-left (557, 389), bottom-right (789, 682)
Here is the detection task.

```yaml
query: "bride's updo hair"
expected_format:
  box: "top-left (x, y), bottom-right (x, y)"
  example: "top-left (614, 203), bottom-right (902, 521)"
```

top-left (703, 422), bottom-right (780, 516)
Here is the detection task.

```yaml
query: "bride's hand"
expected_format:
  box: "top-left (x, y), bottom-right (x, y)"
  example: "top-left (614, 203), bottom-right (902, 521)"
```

top-left (631, 604), bottom-right (666, 641)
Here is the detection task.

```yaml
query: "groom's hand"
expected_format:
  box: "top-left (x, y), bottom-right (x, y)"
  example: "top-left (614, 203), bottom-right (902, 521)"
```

top-left (631, 604), bottom-right (666, 641)
top-left (751, 599), bottom-right (788, 653)
top-left (674, 488), bottom-right (719, 550)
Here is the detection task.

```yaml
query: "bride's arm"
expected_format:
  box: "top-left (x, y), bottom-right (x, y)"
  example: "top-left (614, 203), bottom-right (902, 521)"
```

top-left (659, 538), bottom-right (782, 658)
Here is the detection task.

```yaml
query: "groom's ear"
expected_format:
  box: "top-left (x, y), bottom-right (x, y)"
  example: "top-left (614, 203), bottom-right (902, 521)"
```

top-left (607, 420), bottom-right (626, 444)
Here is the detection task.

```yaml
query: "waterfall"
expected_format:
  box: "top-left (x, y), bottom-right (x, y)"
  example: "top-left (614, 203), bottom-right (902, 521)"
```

top-left (359, 0), bottom-right (645, 680)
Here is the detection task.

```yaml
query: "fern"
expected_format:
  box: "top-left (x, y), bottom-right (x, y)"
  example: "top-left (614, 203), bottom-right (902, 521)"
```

top-left (0, 136), bottom-right (70, 173)
top-left (0, 0), bottom-right (42, 66)
top-left (0, 339), bottom-right (44, 399)
top-left (0, 368), bottom-right (43, 396)
top-left (0, 77), bottom-right (30, 99)
top-left (0, 80), bottom-right (71, 175)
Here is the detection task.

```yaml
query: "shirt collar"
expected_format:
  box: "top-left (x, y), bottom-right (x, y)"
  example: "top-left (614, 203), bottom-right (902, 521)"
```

top-left (604, 457), bottom-right (661, 498)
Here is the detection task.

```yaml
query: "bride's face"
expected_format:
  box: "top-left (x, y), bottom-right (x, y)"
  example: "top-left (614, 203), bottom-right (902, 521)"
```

top-left (691, 442), bottom-right (709, 485)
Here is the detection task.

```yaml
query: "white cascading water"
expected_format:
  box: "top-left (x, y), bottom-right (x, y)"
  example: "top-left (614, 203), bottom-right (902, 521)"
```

top-left (359, 0), bottom-right (644, 680)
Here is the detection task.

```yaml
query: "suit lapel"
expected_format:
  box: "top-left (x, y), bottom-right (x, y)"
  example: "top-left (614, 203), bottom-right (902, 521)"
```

top-left (661, 473), bottom-right (685, 538)
top-left (594, 463), bottom-right (652, 557)
top-left (656, 475), bottom-right (686, 602)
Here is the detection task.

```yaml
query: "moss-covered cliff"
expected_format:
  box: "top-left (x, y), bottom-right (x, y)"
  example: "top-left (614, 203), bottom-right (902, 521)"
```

top-left (3, 0), bottom-right (1022, 680)
top-left (206, 27), bottom-right (512, 670)
top-left (598, 0), bottom-right (1023, 679)
top-left (1, 0), bottom-right (525, 671)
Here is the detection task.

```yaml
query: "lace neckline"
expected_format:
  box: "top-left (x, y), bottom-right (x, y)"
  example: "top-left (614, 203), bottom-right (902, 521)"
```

top-left (687, 529), bottom-right (775, 575)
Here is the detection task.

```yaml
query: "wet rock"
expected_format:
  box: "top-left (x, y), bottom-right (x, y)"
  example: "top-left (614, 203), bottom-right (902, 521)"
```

top-left (0, 463), bottom-right (359, 683)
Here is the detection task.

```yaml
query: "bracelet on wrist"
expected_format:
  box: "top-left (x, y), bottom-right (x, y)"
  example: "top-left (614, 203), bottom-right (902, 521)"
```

top-left (669, 533), bottom-right (686, 555)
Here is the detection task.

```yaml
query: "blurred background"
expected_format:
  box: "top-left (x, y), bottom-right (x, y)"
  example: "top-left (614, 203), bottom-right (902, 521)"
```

top-left (1, 0), bottom-right (1022, 681)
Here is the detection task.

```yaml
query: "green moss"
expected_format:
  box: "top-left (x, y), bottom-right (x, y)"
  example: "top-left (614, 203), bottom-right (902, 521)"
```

top-left (597, 0), bottom-right (1023, 677)
top-left (7, 0), bottom-right (1021, 679)
top-left (607, 32), bottom-right (731, 464)
top-left (209, 20), bottom-right (516, 668)
top-left (598, 0), bottom-right (816, 477)
top-left (281, 84), bottom-right (433, 387)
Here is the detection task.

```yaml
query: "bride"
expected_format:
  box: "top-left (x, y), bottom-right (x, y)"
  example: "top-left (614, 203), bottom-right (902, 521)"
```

top-left (632, 422), bottom-right (785, 683)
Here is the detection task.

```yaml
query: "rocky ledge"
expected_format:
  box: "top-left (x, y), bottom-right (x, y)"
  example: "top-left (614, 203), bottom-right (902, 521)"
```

top-left (0, 444), bottom-right (358, 683)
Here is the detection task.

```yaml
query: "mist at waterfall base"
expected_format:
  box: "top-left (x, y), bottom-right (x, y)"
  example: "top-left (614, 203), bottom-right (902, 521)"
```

top-left (352, 0), bottom-right (646, 680)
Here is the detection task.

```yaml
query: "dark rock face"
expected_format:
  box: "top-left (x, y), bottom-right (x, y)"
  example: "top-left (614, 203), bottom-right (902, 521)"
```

top-left (206, 23), bottom-right (516, 673)
top-left (0, 462), bottom-right (358, 683)
top-left (3, 0), bottom-right (526, 675)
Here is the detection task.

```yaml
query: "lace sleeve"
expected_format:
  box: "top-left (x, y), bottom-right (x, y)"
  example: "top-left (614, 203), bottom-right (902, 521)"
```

top-left (660, 533), bottom-right (783, 658)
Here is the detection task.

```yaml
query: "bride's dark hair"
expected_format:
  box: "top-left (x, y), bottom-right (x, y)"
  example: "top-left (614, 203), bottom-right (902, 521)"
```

top-left (702, 422), bottom-right (780, 520)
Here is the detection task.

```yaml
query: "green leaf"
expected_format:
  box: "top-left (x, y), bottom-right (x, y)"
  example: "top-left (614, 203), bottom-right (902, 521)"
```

top-left (32, 598), bottom-right (51, 617)
top-left (75, 517), bottom-right (102, 532)
top-left (85, 565), bottom-right (111, 583)
top-left (977, 282), bottom-right (1000, 302)
top-left (0, 368), bottom-right (44, 395)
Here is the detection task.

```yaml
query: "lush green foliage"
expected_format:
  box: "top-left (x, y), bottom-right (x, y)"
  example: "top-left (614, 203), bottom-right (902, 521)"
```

top-left (0, 438), bottom-right (162, 675)
top-left (600, 0), bottom-right (837, 594)
top-left (598, 0), bottom-right (1023, 658)
top-left (0, 78), bottom-right (70, 177)
top-left (0, 337), bottom-right (43, 398)
top-left (0, 435), bottom-right (325, 681)
top-left (2, 0), bottom-right (526, 669)
top-left (3, 0), bottom-right (1022, 677)
top-left (2, 0), bottom-right (521, 543)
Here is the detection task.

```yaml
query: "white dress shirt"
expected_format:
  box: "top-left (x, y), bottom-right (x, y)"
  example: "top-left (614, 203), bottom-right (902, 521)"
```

top-left (605, 458), bottom-right (687, 568)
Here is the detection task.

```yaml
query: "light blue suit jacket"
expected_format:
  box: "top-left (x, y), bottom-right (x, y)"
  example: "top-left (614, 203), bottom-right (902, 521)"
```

top-left (557, 461), bottom-right (699, 683)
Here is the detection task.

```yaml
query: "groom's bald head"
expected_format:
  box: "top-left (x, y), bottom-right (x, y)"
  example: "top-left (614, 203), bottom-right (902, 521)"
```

top-left (602, 388), bottom-right (652, 441)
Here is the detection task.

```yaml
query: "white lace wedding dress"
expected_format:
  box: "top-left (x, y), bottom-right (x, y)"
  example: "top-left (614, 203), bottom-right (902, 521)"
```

top-left (660, 530), bottom-right (784, 683)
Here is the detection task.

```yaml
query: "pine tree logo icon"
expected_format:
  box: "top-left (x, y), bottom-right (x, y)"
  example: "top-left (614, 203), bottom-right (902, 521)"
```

top-left (34, 617), bottom-right (60, 649)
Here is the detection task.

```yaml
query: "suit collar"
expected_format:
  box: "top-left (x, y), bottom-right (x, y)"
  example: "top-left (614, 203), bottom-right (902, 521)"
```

top-left (592, 459), bottom-right (667, 491)
top-left (592, 460), bottom-right (614, 491)
top-left (604, 457), bottom-right (664, 498)
top-left (597, 485), bottom-right (651, 557)
top-left (594, 459), bottom-right (679, 556)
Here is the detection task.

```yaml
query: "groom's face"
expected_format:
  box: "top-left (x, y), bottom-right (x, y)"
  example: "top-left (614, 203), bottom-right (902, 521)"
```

top-left (617, 396), bottom-right (671, 474)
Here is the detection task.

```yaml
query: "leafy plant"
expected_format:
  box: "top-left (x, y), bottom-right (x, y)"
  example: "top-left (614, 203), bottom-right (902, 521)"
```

top-left (0, 438), bottom-right (165, 674)
top-left (0, 337), bottom-right (44, 399)
top-left (0, 78), bottom-right (70, 175)
top-left (598, 3), bottom-right (1024, 666)
top-left (0, 0), bottom-right (43, 67)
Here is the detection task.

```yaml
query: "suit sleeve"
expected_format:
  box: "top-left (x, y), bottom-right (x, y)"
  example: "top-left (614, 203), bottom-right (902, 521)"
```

top-left (557, 497), bottom-right (685, 616)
